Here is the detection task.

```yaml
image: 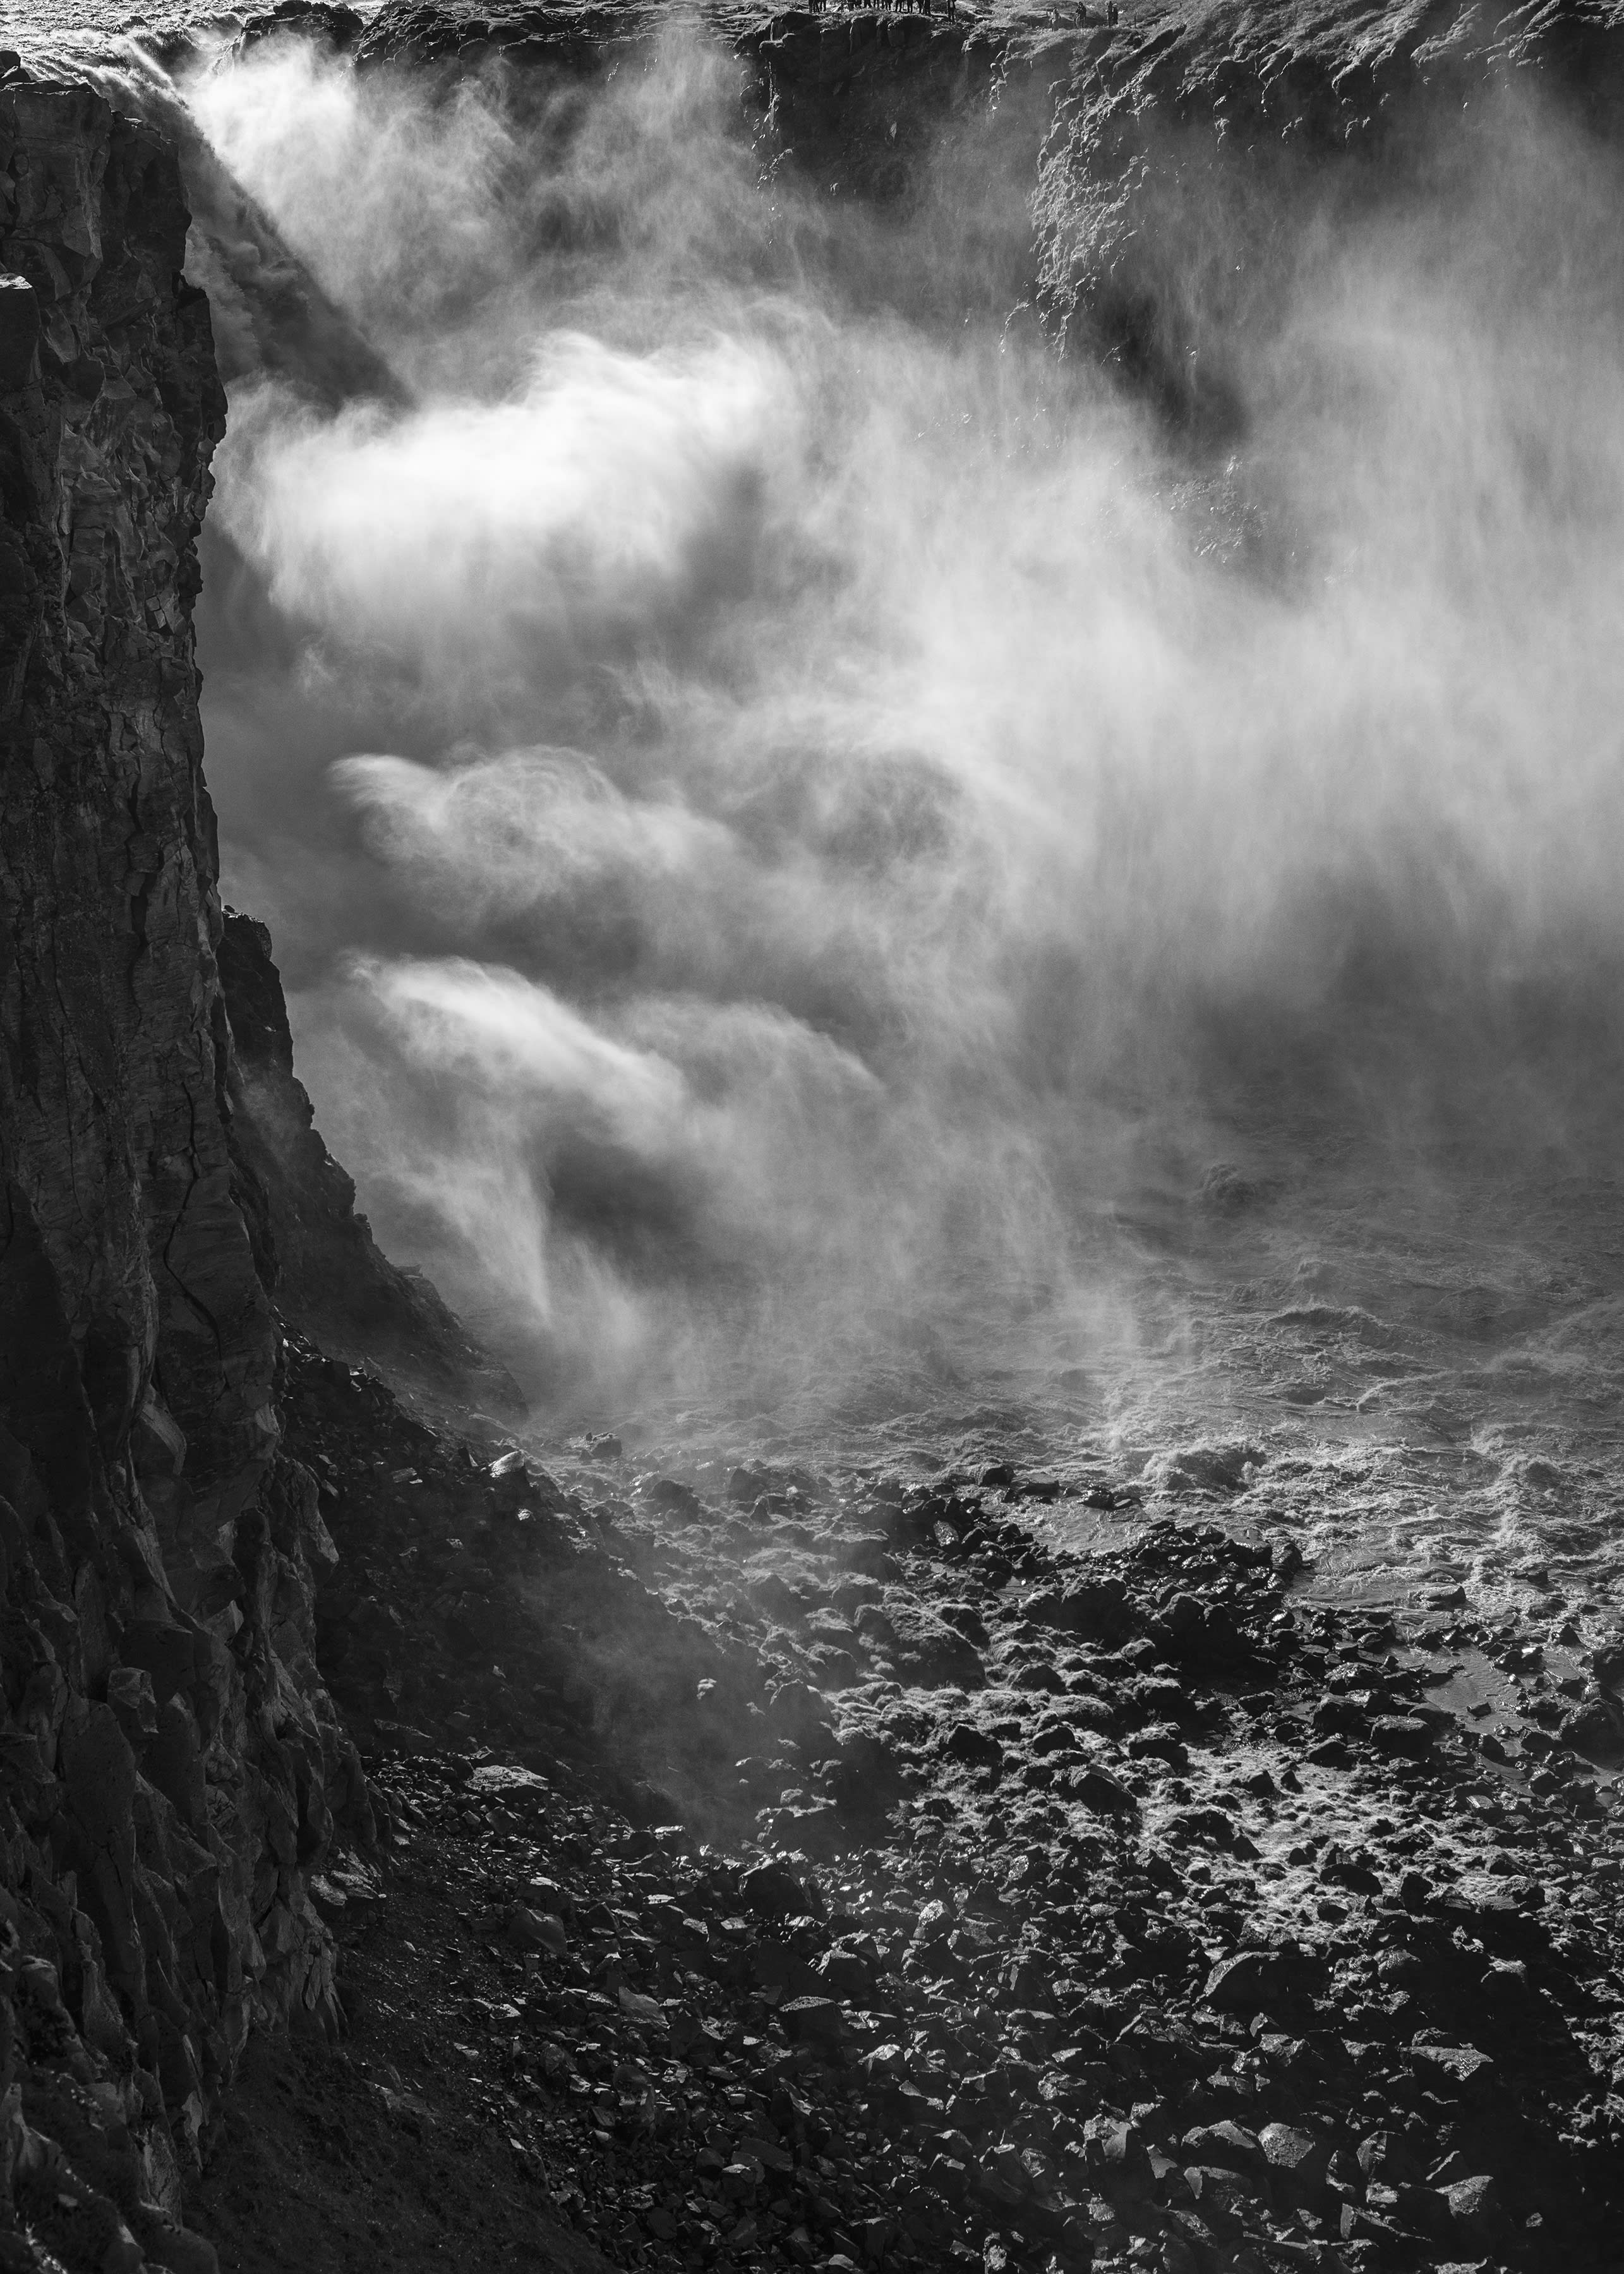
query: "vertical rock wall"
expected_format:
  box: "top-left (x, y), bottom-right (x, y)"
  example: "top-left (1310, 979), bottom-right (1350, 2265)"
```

top-left (0, 62), bottom-right (370, 2270)
top-left (217, 913), bottom-right (519, 1405)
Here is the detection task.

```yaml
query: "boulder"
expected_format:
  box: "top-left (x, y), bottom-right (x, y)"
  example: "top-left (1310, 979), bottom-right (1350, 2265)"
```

top-left (1203, 1950), bottom-right (1290, 2014)
top-left (1370, 1714), bottom-right (1436, 1759)
top-left (738, 1861), bottom-right (811, 1921)
top-left (874, 1594), bottom-right (985, 1687)
top-left (1444, 2172), bottom-right (1508, 2244)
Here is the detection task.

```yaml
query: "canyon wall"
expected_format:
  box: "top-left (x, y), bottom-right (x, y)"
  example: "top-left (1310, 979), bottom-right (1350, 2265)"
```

top-left (0, 60), bottom-right (374, 2270)
top-left (217, 913), bottom-right (516, 1404)
top-left (1033, 0), bottom-right (1624, 430)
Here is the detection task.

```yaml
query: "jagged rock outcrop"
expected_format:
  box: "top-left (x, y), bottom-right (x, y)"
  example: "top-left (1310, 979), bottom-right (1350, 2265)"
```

top-left (0, 61), bottom-right (372, 2270)
top-left (216, 912), bottom-right (518, 1407)
top-left (1033, 0), bottom-right (1624, 425)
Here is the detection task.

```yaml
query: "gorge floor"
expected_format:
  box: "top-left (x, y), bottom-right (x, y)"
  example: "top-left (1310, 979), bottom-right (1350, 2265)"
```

top-left (179, 1343), bottom-right (1624, 2274)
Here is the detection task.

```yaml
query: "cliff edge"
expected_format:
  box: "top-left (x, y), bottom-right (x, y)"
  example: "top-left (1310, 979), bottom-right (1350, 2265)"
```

top-left (0, 59), bottom-right (373, 2272)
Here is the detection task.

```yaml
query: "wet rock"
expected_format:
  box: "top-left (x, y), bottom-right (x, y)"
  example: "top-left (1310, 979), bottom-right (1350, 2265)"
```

top-left (874, 1596), bottom-right (985, 1688)
top-left (1370, 1714), bottom-right (1436, 1759)
top-left (1444, 2170), bottom-right (1507, 2243)
top-left (943, 1723), bottom-right (1004, 1773)
top-left (1410, 2043), bottom-right (1496, 2098)
top-left (641, 1475), bottom-right (705, 1522)
top-left (1062, 1766), bottom-right (1137, 1818)
top-left (505, 1905), bottom-right (567, 1956)
top-left (1259, 2122), bottom-right (1330, 2203)
top-left (1319, 1843), bottom-right (1384, 1896)
top-left (739, 1861), bottom-right (812, 1921)
top-left (1558, 1693), bottom-right (1624, 1763)
top-left (1202, 1949), bottom-right (1292, 2013)
top-left (1045, 1578), bottom-right (1134, 1645)
top-left (220, 917), bottom-right (506, 1405)
top-left (778, 1995), bottom-right (845, 2049)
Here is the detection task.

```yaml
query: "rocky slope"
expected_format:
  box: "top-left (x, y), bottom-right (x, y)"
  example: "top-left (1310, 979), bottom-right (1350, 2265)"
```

top-left (188, 1348), bottom-right (1624, 2274)
top-left (1032, 0), bottom-right (1624, 430)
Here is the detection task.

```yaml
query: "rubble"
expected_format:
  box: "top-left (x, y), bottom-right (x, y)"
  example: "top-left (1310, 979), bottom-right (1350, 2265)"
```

top-left (177, 1339), bottom-right (1624, 2272)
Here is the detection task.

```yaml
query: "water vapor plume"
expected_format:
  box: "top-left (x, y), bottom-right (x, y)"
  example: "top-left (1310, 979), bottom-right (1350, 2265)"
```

top-left (185, 25), bottom-right (1624, 1418)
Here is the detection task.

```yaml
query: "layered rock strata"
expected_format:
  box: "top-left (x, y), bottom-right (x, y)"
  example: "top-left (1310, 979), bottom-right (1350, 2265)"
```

top-left (1034, 0), bottom-right (1624, 424)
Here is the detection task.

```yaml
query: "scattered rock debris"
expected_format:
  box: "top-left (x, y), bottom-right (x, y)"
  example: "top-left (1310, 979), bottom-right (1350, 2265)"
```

top-left (183, 1340), bottom-right (1624, 2273)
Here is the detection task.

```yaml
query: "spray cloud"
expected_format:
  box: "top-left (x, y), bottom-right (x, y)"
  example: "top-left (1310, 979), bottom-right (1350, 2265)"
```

top-left (186, 27), bottom-right (1624, 1417)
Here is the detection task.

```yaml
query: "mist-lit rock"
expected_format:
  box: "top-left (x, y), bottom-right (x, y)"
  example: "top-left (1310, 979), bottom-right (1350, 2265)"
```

top-left (216, 909), bottom-right (521, 1407)
top-left (1033, 0), bottom-right (1624, 426)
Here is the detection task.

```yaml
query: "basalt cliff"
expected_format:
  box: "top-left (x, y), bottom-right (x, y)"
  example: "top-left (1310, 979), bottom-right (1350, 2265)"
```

top-left (0, 56), bottom-right (388, 2271)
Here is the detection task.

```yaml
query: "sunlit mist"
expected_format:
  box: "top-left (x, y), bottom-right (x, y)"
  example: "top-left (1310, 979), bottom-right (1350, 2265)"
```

top-left (181, 27), bottom-right (1624, 1419)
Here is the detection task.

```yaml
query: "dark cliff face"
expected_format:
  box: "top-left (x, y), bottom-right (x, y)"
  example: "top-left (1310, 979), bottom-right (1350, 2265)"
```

top-left (1033, 0), bottom-right (1624, 430)
top-left (0, 64), bottom-right (375, 2268)
top-left (217, 913), bottom-right (519, 1407)
top-left (0, 5), bottom-right (1617, 2266)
